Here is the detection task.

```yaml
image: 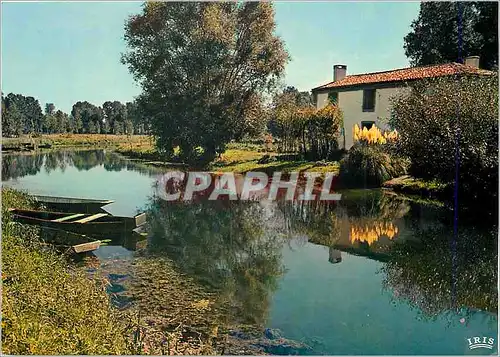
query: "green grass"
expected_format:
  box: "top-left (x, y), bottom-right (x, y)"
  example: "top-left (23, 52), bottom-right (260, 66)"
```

top-left (1, 188), bottom-right (131, 355)
top-left (115, 141), bottom-right (340, 176)
top-left (2, 134), bottom-right (152, 151)
top-left (383, 175), bottom-right (450, 199)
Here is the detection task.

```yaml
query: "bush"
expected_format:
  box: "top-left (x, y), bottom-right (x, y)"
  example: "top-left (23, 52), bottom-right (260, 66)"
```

top-left (339, 144), bottom-right (408, 188)
top-left (390, 75), bottom-right (498, 214)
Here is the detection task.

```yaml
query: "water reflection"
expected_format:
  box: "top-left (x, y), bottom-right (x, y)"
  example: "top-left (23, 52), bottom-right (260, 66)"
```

top-left (146, 198), bottom-right (287, 326)
top-left (144, 188), bottom-right (497, 326)
top-left (381, 225), bottom-right (497, 320)
top-left (2, 149), bottom-right (160, 181)
top-left (2, 150), bottom-right (497, 353)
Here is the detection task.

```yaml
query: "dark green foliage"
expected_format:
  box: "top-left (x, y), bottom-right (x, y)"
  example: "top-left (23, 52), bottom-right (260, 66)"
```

top-left (339, 144), bottom-right (408, 188)
top-left (404, 2), bottom-right (498, 70)
top-left (382, 225), bottom-right (497, 318)
top-left (71, 101), bottom-right (104, 134)
top-left (122, 2), bottom-right (288, 166)
top-left (2, 93), bottom-right (44, 135)
top-left (390, 75), bottom-right (498, 216)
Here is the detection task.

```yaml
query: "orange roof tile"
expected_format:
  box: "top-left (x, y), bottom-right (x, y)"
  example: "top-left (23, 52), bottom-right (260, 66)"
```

top-left (312, 63), bottom-right (494, 91)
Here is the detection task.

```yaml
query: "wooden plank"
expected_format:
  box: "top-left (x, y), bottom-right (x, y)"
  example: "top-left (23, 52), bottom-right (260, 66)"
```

top-left (52, 213), bottom-right (86, 222)
top-left (73, 213), bottom-right (108, 224)
top-left (72, 240), bottom-right (101, 254)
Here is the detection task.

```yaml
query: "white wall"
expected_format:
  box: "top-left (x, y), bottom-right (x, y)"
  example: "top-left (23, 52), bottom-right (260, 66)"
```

top-left (315, 85), bottom-right (410, 149)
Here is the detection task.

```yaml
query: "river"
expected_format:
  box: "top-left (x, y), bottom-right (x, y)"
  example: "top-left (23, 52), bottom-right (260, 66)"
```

top-left (2, 149), bottom-right (497, 355)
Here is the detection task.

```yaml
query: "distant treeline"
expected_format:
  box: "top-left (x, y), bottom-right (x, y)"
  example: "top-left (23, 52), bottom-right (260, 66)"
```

top-left (1, 93), bottom-right (150, 137)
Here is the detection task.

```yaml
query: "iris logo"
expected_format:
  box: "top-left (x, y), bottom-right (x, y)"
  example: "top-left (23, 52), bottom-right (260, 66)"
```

top-left (467, 337), bottom-right (495, 350)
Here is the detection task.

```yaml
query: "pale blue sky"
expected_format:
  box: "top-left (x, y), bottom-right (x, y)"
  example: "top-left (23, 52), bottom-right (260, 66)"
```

top-left (1, 1), bottom-right (420, 113)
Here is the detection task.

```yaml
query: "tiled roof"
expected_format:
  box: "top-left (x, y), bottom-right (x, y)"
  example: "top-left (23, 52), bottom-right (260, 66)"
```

top-left (312, 63), bottom-right (494, 91)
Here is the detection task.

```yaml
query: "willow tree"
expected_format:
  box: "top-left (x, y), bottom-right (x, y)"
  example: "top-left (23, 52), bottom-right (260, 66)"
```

top-left (122, 2), bottom-right (288, 166)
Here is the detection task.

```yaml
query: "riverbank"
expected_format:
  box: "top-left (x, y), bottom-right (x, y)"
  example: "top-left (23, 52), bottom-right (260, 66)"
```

top-left (1, 188), bottom-right (131, 354)
top-left (1, 134), bottom-right (151, 152)
top-left (115, 142), bottom-right (340, 175)
top-left (0, 187), bottom-right (277, 355)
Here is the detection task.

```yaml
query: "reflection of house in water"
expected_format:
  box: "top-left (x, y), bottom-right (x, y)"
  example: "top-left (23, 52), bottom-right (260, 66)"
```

top-left (329, 247), bottom-right (342, 264)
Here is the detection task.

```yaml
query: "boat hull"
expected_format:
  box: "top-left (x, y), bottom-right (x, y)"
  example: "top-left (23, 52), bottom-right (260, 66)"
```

top-left (32, 195), bottom-right (114, 214)
top-left (9, 209), bottom-right (145, 238)
top-left (40, 227), bottom-right (101, 253)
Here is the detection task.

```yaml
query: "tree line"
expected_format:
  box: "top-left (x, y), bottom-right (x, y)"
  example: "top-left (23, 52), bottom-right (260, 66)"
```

top-left (1, 93), bottom-right (149, 137)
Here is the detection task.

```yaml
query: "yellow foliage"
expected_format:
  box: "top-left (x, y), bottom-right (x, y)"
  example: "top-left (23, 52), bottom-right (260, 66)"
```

top-left (349, 221), bottom-right (399, 245)
top-left (353, 124), bottom-right (398, 144)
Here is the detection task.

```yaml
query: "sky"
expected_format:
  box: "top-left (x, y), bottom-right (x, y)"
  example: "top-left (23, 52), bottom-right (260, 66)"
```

top-left (1, 1), bottom-right (420, 113)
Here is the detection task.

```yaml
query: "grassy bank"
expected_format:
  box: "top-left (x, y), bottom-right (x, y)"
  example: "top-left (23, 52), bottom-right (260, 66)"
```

top-left (382, 175), bottom-right (451, 200)
top-left (2, 134), bottom-right (151, 152)
top-left (1, 188), bottom-right (131, 354)
top-left (1, 188), bottom-right (265, 355)
top-left (116, 141), bottom-right (340, 175)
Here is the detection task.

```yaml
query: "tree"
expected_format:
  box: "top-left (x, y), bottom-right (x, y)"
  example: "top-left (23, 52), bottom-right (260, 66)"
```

top-left (390, 75), bottom-right (498, 216)
top-left (404, 2), bottom-right (498, 70)
top-left (122, 2), bottom-right (288, 165)
top-left (54, 110), bottom-right (71, 133)
top-left (4, 93), bottom-right (43, 133)
top-left (102, 101), bottom-right (127, 134)
top-left (45, 103), bottom-right (55, 116)
top-left (2, 102), bottom-right (24, 137)
top-left (71, 101), bottom-right (103, 134)
top-left (124, 120), bottom-right (134, 135)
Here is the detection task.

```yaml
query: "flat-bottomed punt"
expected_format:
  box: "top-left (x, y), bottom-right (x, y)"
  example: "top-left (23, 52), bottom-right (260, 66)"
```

top-left (31, 195), bottom-right (114, 214)
top-left (9, 208), bottom-right (146, 238)
top-left (41, 227), bottom-right (102, 253)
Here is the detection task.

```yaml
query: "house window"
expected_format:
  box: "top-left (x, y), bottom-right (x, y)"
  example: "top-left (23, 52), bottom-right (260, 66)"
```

top-left (361, 121), bottom-right (375, 130)
top-left (328, 91), bottom-right (338, 105)
top-left (362, 89), bottom-right (376, 111)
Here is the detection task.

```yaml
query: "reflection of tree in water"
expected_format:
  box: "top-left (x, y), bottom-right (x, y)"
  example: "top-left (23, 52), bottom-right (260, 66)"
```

top-left (2, 150), bottom-right (162, 180)
top-left (146, 199), bottom-right (286, 326)
top-left (276, 191), bottom-right (411, 251)
top-left (381, 225), bottom-right (497, 323)
top-left (276, 199), bottom-right (342, 247)
top-left (2, 154), bottom-right (45, 180)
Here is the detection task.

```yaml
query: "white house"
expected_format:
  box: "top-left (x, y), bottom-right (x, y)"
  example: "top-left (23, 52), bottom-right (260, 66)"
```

top-left (311, 56), bottom-right (493, 149)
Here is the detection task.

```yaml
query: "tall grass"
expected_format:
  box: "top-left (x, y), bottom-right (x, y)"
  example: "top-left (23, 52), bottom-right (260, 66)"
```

top-left (1, 188), bottom-right (131, 355)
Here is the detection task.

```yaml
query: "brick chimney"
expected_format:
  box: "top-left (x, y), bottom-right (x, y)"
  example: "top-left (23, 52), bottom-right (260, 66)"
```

top-left (464, 56), bottom-right (480, 68)
top-left (333, 64), bottom-right (347, 81)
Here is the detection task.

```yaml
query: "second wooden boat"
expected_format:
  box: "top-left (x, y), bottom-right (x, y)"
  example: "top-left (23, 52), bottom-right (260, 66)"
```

top-left (9, 208), bottom-right (146, 237)
top-left (41, 227), bottom-right (102, 253)
top-left (32, 195), bottom-right (114, 214)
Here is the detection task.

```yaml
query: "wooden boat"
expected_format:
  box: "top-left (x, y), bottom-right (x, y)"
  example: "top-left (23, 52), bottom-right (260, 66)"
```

top-left (40, 227), bottom-right (101, 253)
top-left (8, 208), bottom-right (146, 238)
top-left (31, 195), bottom-right (114, 214)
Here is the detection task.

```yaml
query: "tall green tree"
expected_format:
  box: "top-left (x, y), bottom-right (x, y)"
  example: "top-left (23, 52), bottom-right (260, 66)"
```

top-left (71, 101), bottom-right (103, 134)
top-left (2, 102), bottom-right (24, 137)
top-left (45, 103), bottom-right (55, 116)
top-left (4, 93), bottom-right (43, 134)
top-left (122, 2), bottom-right (288, 165)
top-left (102, 101), bottom-right (127, 134)
top-left (404, 2), bottom-right (498, 70)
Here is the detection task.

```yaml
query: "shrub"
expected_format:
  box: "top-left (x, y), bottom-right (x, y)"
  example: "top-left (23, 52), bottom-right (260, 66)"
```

top-left (339, 144), bottom-right (408, 188)
top-left (390, 75), bottom-right (498, 214)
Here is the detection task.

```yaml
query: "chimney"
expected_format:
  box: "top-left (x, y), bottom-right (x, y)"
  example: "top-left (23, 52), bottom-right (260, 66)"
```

top-left (333, 64), bottom-right (347, 82)
top-left (464, 56), bottom-right (480, 68)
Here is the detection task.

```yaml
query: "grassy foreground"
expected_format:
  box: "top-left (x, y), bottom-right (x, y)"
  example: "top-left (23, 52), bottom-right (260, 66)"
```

top-left (1, 188), bottom-right (264, 355)
top-left (1, 188), bottom-right (132, 354)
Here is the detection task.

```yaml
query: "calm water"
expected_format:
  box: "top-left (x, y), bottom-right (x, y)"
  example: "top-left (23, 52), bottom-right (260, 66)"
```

top-left (2, 150), bottom-right (498, 355)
